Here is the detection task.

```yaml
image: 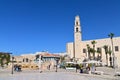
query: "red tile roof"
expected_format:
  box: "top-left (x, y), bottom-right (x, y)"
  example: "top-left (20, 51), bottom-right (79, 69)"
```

top-left (38, 52), bottom-right (60, 57)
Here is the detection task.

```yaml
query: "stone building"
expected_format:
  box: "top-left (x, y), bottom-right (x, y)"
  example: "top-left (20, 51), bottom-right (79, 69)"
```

top-left (10, 52), bottom-right (60, 70)
top-left (66, 15), bottom-right (120, 67)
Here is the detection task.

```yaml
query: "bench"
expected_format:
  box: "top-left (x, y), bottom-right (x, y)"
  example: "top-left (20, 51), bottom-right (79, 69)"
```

top-left (94, 71), bottom-right (104, 75)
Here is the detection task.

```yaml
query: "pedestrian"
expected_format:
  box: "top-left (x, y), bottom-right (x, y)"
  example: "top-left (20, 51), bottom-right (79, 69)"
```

top-left (47, 65), bottom-right (50, 70)
top-left (80, 65), bottom-right (83, 73)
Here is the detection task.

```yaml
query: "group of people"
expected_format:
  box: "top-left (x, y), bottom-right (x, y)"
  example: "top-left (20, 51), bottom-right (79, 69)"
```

top-left (79, 65), bottom-right (91, 73)
top-left (14, 65), bottom-right (22, 72)
top-left (79, 64), bottom-right (97, 74)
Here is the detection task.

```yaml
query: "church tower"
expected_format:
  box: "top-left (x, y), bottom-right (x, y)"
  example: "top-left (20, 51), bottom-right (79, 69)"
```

top-left (74, 15), bottom-right (82, 42)
top-left (74, 15), bottom-right (82, 58)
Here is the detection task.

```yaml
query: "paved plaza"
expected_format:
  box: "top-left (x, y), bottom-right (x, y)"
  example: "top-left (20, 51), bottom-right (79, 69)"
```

top-left (0, 68), bottom-right (120, 80)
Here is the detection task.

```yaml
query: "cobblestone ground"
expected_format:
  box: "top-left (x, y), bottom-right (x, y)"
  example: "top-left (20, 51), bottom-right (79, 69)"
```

top-left (0, 68), bottom-right (120, 80)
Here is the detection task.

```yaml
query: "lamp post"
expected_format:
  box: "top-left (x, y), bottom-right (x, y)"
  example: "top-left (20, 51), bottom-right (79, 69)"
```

top-left (55, 58), bottom-right (59, 72)
top-left (39, 55), bottom-right (42, 73)
top-left (11, 56), bottom-right (14, 74)
top-left (75, 59), bottom-right (78, 73)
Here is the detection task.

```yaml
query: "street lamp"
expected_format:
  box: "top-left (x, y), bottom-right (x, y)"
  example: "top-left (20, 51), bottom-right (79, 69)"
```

top-left (11, 56), bottom-right (14, 74)
top-left (55, 58), bottom-right (59, 72)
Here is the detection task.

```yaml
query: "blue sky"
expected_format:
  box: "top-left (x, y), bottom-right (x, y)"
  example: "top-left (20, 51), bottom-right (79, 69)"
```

top-left (0, 0), bottom-right (120, 55)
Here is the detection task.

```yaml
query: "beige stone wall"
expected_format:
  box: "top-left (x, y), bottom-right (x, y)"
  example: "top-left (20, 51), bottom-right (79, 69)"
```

top-left (75, 41), bottom-right (84, 59)
top-left (10, 54), bottom-right (38, 70)
top-left (82, 37), bottom-right (120, 67)
top-left (67, 37), bottom-right (120, 67)
top-left (10, 53), bottom-right (61, 70)
top-left (66, 42), bottom-right (74, 58)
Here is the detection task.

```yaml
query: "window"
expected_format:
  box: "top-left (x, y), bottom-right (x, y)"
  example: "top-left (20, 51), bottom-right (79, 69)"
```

top-left (23, 59), bottom-right (25, 62)
top-left (76, 28), bottom-right (78, 32)
top-left (83, 49), bottom-right (86, 53)
top-left (26, 58), bottom-right (29, 62)
top-left (97, 48), bottom-right (102, 52)
top-left (76, 21), bottom-right (78, 26)
top-left (115, 46), bottom-right (119, 51)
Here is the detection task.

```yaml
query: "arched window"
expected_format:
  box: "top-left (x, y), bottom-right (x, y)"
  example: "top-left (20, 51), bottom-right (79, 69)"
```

top-left (83, 49), bottom-right (86, 53)
top-left (76, 21), bottom-right (78, 26)
top-left (26, 58), bottom-right (29, 62)
top-left (76, 28), bottom-right (78, 32)
top-left (23, 59), bottom-right (25, 62)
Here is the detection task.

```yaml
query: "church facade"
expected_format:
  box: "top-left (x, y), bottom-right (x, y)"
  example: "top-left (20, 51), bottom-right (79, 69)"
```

top-left (66, 15), bottom-right (120, 67)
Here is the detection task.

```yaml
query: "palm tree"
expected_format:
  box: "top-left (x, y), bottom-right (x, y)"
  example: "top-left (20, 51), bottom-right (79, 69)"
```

top-left (91, 40), bottom-right (97, 59)
top-left (108, 33), bottom-right (115, 68)
top-left (97, 48), bottom-right (102, 61)
top-left (62, 54), bottom-right (71, 62)
top-left (60, 56), bottom-right (65, 63)
top-left (89, 48), bottom-right (96, 60)
top-left (103, 45), bottom-right (108, 66)
top-left (86, 44), bottom-right (91, 60)
top-left (108, 47), bottom-right (112, 67)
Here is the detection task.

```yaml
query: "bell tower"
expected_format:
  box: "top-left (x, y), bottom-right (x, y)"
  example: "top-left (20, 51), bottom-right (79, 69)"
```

top-left (74, 15), bottom-right (82, 59)
top-left (74, 15), bottom-right (82, 42)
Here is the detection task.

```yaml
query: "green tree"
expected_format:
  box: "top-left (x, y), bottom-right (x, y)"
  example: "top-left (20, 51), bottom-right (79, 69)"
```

top-left (86, 44), bottom-right (91, 60)
top-left (89, 48), bottom-right (96, 60)
top-left (97, 48), bottom-right (102, 61)
top-left (103, 45), bottom-right (108, 66)
top-left (60, 56), bottom-right (65, 63)
top-left (108, 33), bottom-right (115, 68)
top-left (91, 40), bottom-right (97, 59)
top-left (108, 47), bottom-right (112, 67)
top-left (0, 53), bottom-right (10, 67)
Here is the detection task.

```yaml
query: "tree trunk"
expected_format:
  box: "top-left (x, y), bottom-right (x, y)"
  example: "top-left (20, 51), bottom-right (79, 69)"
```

top-left (106, 53), bottom-right (108, 66)
top-left (93, 45), bottom-right (95, 60)
top-left (109, 56), bottom-right (112, 67)
top-left (88, 52), bottom-right (90, 60)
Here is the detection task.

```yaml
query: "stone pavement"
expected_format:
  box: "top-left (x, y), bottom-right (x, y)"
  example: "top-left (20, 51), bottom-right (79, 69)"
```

top-left (96, 67), bottom-right (120, 75)
top-left (0, 68), bottom-right (120, 80)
